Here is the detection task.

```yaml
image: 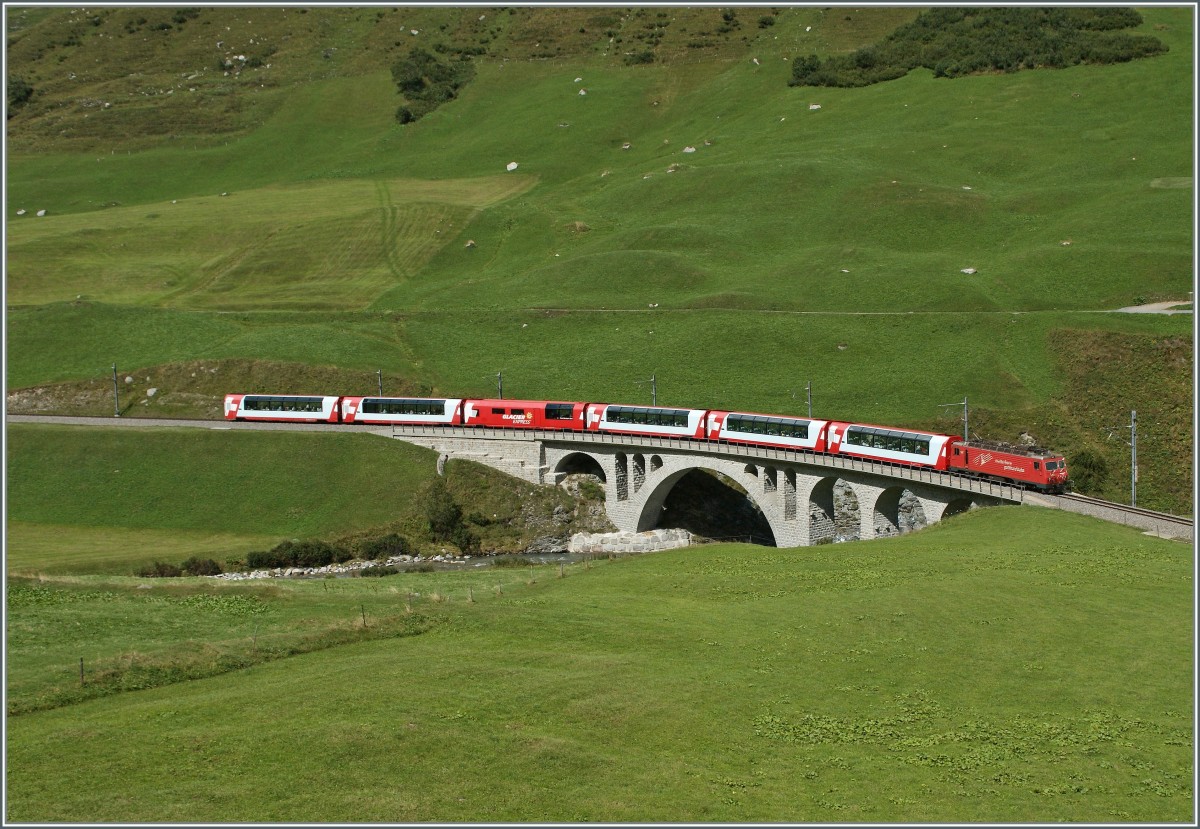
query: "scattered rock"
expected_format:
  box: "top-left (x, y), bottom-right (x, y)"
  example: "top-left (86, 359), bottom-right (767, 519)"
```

top-left (568, 528), bottom-right (691, 554)
top-left (506, 161), bottom-right (518, 171)
top-left (961, 267), bottom-right (977, 275)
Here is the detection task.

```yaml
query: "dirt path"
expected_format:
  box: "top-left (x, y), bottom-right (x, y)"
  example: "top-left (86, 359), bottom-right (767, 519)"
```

top-left (1114, 300), bottom-right (1193, 314)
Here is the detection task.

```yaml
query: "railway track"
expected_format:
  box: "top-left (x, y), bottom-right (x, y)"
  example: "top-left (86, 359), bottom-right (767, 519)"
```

top-left (1033, 491), bottom-right (1193, 541)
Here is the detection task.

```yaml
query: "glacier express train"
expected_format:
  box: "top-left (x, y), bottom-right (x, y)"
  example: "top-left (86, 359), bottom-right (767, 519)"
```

top-left (223, 393), bottom-right (1069, 492)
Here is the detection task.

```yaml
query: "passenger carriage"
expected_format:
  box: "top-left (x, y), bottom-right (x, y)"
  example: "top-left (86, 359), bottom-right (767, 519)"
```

top-left (827, 421), bottom-right (957, 470)
top-left (587, 403), bottom-right (708, 440)
top-left (707, 411), bottom-right (831, 453)
top-left (462, 399), bottom-right (587, 430)
top-left (224, 393), bottom-right (341, 423)
top-left (341, 396), bottom-right (463, 425)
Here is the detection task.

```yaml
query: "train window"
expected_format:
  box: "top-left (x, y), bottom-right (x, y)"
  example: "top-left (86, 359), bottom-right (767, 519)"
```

top-left (511, 409), bottom-right (525, 416)
top-left (1046, 461), bottom-right (1060, 470)
top-left (1033, 462), bottom-right (1040, 470)
top-left (546, 404), bottom-right (574, 420)
top-left (954, 447), bottom-right (961, 455)
top-left (492, 408), bottom-right (505, 415)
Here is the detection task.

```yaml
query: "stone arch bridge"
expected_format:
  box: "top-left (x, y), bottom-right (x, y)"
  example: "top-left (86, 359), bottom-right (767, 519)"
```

top-left (390, 426), bottom-right (1024, 548)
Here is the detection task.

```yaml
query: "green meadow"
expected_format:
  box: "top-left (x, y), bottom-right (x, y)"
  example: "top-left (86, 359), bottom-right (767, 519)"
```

top-left (5, 6), bottom-right (1194, 822)
top-left (5, 508), bottom-right (1192, 823)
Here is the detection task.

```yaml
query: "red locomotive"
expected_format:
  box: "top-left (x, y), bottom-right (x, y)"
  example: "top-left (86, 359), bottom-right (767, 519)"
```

top-left (223, 393), bottom-right (1069, 492)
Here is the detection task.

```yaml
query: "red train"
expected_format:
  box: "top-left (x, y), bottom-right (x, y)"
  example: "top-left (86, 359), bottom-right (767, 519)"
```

top-left (224, 393), bottom-right (1069, 492)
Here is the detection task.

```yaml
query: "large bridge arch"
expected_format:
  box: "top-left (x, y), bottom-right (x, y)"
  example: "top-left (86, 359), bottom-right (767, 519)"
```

top-left (638, 463), bottom-right (777, 547)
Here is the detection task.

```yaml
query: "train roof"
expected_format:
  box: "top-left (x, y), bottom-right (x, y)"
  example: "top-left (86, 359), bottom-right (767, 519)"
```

top-left (959, 438), bottom-right (1064, 459)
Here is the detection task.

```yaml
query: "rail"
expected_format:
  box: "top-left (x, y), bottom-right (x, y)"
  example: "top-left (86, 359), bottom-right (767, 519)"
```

top-left (389, 424), bottom-right (1026, 503)
top-left (1045, 492), bottom-right (1193, 541)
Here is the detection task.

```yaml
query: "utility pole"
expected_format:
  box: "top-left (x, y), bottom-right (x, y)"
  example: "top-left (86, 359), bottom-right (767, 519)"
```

top-left (377, 369), bottom-right (383, 396)
top-left (112, 364), bottom-right (120, 417)
top-left (496, 371), bottom-right (503, 399)
top-left (1130, 410), bottom-right (1138, 508)
top-left (651, 372), bottom-right (657, 406)
top-left (806, 380), bottom-right (812, 418)
top-left (1102, 410), bottom-right (1139, 507)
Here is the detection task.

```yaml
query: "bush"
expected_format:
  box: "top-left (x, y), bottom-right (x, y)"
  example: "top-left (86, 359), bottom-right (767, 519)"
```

top-left (578, 480), bottom-right (605, 502)
top-left (245, 539), bottom-right (350, 570)
top-left (390, 47), bottom-right (476, 124)
top-left (360, 533), bottom-right (413, 561)
top-left (7, 75), bottom-right (33, 116)
top-left (789, 7), bottom-right (1165, 88)
top-left (181, 557), bottom-right (223, 576)
top-left (1069, 450), bottom-right (1109, 493)
top-left (450, 525), bottom-right (480, 555)
top-left (358, 565), bottom-right (399, 577)
top-left (423, 478), bottom-right (463, 542)
top-left (136, 561), bottom-right (182, 578)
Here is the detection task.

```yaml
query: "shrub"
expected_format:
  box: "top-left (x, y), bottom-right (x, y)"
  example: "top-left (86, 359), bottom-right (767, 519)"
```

top-left (423, 478), bottom-right (463, 542)
top-left (450, 525), bottom-right (480, 555)
top-left (7, 75), bottom-right (33, 116)
top-left (245, 539), bottom-right (349, 570)
top-left (1069, 450), bottom-right (1109, 493)
top-left (578, 480), bottom-right (605, 502)
top-left (180, 557), bottom-right (223, 576)
top-left (358, 565), bottom-right (399, 577)
top-left (136, 561), bottom-right (182, 577)
top-left (360, 533), bottom-right (413, 561)
top-left (789, 7), bottom-right (1165, 88)
top-left (390, 47), bottom-right (476, 124)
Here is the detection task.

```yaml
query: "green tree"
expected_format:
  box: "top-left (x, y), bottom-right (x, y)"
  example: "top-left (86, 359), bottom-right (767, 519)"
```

top-left (423, 478), bottom-right (463, 542)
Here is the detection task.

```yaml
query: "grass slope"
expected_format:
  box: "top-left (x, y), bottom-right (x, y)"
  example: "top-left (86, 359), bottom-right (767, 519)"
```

top-left (5, 7), bottom-right (1192, 510)
top-left (6, 423), bottom-right (601, 569)
top-left (5, 508), bottom-right (1192, 822)
top-left (8, 305), bottom-right (1191, 513)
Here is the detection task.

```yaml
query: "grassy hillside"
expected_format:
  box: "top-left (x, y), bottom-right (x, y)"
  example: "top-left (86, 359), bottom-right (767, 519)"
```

top-left (6, 423), bottom-right (606, 571)
top-left (5, 508), bottom-right (1192, 822)
top-left (7, 9), bottom-right (1192, 519)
